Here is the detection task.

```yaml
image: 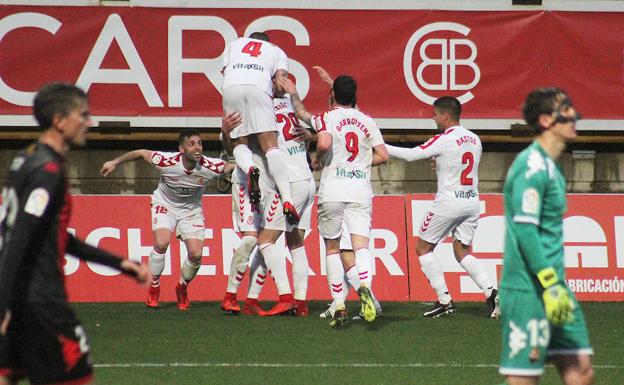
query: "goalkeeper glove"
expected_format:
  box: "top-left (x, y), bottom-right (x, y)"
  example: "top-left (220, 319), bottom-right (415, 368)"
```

top-left (537, 267), bottom-right (575, 325)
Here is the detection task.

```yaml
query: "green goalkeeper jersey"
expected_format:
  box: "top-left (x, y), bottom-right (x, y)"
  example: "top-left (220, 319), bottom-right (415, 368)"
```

top-left (501, 141), bottom-right (567, 292)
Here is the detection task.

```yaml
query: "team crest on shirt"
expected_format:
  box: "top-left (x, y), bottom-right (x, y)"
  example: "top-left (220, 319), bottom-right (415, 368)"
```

top-left (246, 216), bottom-right (254, 225)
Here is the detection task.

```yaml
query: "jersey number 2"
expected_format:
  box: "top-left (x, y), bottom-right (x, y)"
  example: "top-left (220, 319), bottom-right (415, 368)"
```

top-left (461, 152), bottom-right (475, 185)
top-left (345, 132), bottom-right (359, 162)
top-left (242, 41), bottom-right (262, 57)
top-left (276, 113), bottom-right (300, 141)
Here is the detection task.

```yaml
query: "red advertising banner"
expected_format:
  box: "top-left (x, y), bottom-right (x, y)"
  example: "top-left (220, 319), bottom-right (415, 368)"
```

top-left (0, 6), bottom-right (623, 128)
top-left (406, 194), bottom-right (624, 302)
top-left (65, 195), bottom-right (410, 303)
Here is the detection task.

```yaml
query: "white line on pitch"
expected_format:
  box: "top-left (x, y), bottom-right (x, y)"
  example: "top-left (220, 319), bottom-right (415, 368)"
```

top-left (94, 362), bottom-right (622, 369)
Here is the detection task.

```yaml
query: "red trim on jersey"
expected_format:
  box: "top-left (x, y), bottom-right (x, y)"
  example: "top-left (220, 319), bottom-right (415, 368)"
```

top-left (0, 367), bottom-right (25, 381)
top-left (200, 157), bottom-right (225, 174)
top-left (48, 373), bottom-right (94, 385)
top-left (151, 152), bottom-right (182, 167)
top-left (419, 134), bottom-right (442, 150)
top-left (314, 113), bottom-right (327, 132)
top-left (58, 334), bottom-right (82, 372)
top-left (444, 128), bottom-right (455, 135)
top-left (44, 161), bottom-right (60, 173)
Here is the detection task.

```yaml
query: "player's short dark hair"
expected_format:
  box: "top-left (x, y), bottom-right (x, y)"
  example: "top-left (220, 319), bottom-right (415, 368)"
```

top-left (522, 87), bottom-right (573, 133)
top-left (433, 96), bottom-right (461, 121)
top-left (33, 82), bottom-right (88, 130)
top-left (333, 75), bottom-right (357, 107)
top-left (179, 129), bottom-right (201, 145)
top-left (248, 32), bottom-right (269, 42)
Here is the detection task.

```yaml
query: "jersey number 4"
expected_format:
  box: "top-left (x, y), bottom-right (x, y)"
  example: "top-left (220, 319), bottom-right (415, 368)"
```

top-left (461, 151), bottom-right (475, 185)
top-left (242, 41), bottom-right (262, 57)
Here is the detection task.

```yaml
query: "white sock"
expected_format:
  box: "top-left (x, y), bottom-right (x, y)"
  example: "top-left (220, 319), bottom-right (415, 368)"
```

top-left (265, 147), bottom-right (293, 203)
top-left (180, 257), bottom-right (200, 285)
top-left (460, 254), bottom-right (494, 298)
top-left (226, 235), bottom-right (257, 293)
top-left (355, 248), bottom-right (373, 288)
top-left (260, 243), bottom-right (292, 295)
top-left (149, 249), bottom-right (166, 284)
top-left (247, 250), bottom-right (267, 299)
top-left (291, 246), bottom-right (309, 301)
top-left (232, 144), bottom-right (255, 174)
top-left (326, 253), bottom-right (345, 306)
top-left (345, 265), bottom-right (361, 289)
top-left (419, 252), bottom-right (452, 304)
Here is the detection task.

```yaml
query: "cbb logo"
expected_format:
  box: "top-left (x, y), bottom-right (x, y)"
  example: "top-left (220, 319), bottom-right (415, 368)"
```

top-left (403, 22), bottom-right (481, 105)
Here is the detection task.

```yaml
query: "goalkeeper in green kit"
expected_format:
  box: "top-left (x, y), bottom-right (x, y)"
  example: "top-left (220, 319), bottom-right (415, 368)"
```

top-left (499, 88), bottom-right (594, 385)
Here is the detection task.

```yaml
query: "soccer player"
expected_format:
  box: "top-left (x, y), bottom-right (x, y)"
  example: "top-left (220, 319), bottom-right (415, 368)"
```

top-left (101, 130), bottom-right (231, 311)
top-left (222, 31), bottom-right (299, 223)
top-left (499, 88), bottom-right (593, 385)
top-left (280, 70), bottom-right (384, 320)
top-left (311, 75), bottom-right (388, 327)
top-left (221, 82), bottom-right (315, 317)
top-left (385, 96), bottom-right (499, 318)
top-left (0, 83), bottom-right (151, 385)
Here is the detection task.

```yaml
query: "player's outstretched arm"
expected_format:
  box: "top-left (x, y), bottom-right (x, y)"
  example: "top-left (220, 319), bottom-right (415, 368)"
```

top-left (101, 149), bottom-right (153, 176)
top-left (313, 66), bottom-right (334, 87)
top-left (372, 144), bottom-right (390, 166)
top-left (66, 234), bottom-right (151, 285)
top-left (0, 309), bottom-right (9, 336)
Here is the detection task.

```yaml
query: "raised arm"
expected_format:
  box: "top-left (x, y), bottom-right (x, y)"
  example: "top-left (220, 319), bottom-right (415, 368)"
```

top-left (101, 149), bottom-right (154, 177)
top-left (277, 77), bottom-right (313, 127)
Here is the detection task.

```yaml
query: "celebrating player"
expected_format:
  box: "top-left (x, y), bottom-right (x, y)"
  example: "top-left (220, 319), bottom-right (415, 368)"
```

top-left (101, 130), bottom-right (231, 311)
top-left (222, 32), bottom-right (299, 224)
top-left (385, 97), bottom-right (499, 318)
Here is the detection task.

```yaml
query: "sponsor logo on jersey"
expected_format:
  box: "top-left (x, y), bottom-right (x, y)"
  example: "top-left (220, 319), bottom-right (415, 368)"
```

top-left (454, 190), bottom-right (477, 199)
top-left (336, 167), bottom-right (367, 179)
top-left (522, 188), bottom-right (540, 214)
top-left (232, 62), bottom-right (264, 72)
top-left (151, 154), bottom-right (162, 165)
top-left (24, 188), bottom-right (50, 217)
top-left (287, 143), bottom-right (306, 156)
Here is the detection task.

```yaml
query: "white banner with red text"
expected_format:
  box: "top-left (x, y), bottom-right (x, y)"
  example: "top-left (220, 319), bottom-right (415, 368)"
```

top-left (63, 194), bottom-right (624, 302)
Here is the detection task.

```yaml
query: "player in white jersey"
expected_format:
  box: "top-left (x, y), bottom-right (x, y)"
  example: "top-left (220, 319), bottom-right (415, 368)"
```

top-left (222, 32), bottom-right (300, 224)
top-left (280, 72), bottom-right (384, 320)
top-left (385, 96), bottom-right (499, 318)
top-left (101, 130), bottom-right (232, 311)
top-left (310, 75), bottom-right (388, 327)
top-left (221, 86), bottom-right (316, 317)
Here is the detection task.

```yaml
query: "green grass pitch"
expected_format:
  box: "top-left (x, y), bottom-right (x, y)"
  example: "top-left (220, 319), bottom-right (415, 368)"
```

top-left (55, 302), bottom-right (624, 384)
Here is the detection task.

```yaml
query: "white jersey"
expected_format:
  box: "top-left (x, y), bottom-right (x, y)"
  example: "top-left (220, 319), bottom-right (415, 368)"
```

top-left (387, 125), bottom-right (481, 216)
top-left (274, 96), bottom-right (313, 182)
top-left (222, 37), bottom-right (288, 96)
top-left (313, 107), bottom-right (384, 204)
top-left (232, 96), bottom-right (313, 184)
top-left (150, 151), bottom-right (225, 211)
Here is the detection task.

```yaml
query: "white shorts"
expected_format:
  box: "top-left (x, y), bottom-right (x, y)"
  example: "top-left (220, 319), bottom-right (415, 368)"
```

top-left (418, 211), bottom-right (479, 245)
top-left (318, 201), bottom-right (371, 239)
top-left (339, 223), bottom-right (352, 250)
top-left (232, 181), bottom-right (262, 233)
top-left (151, 200), bottom-right (204, 241)
top-left (288, 179), bottom-right (315, 232)
top-left (222, 85), bottom-right (277, 139)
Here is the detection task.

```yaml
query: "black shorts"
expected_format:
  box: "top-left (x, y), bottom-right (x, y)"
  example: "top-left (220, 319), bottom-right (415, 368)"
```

top-left (0, 302), bottom-right (93, 385)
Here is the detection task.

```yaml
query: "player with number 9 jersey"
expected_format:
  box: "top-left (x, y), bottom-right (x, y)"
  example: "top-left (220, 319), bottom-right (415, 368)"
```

top-left (313, 108), bottom-right (384, 207)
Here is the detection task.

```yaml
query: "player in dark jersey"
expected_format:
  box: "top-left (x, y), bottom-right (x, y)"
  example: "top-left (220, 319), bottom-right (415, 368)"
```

top-left (0, 83), bottom-right (151, 385)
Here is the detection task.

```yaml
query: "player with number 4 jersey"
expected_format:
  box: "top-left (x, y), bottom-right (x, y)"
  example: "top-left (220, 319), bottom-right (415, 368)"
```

top-left (386, 96), bottom-right (498, 319)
